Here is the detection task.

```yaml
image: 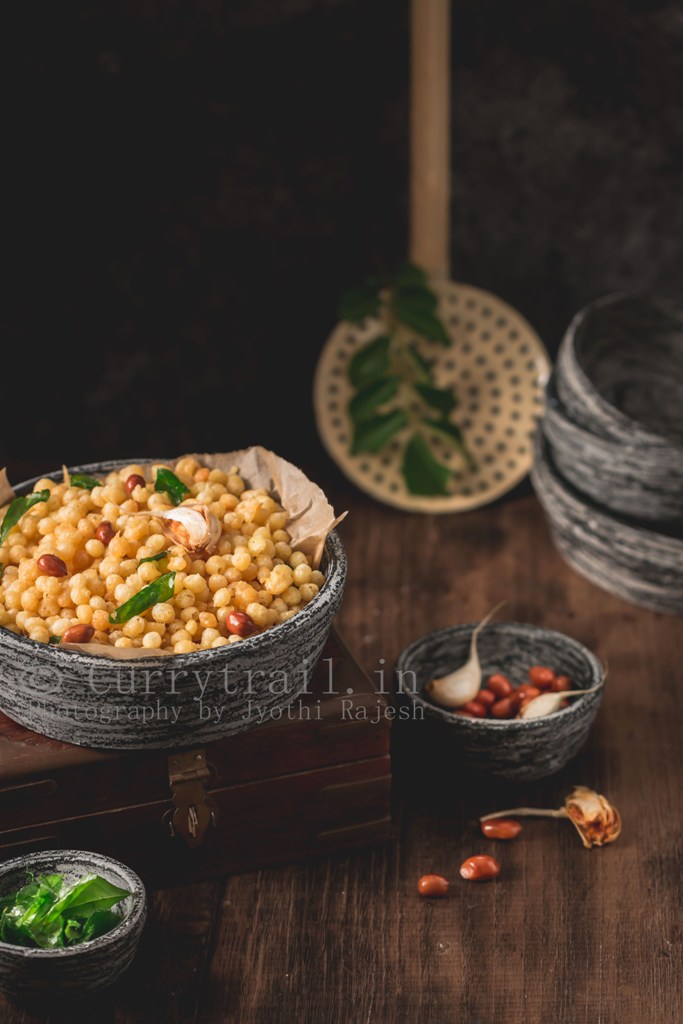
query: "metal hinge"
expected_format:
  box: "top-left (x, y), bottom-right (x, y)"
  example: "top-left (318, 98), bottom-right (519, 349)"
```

top-left (165, 749), bottom-right (218, 849)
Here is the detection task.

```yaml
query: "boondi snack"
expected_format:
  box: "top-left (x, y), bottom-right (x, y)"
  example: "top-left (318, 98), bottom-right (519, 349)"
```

top-left (0, 455), bottom-right (327, 655)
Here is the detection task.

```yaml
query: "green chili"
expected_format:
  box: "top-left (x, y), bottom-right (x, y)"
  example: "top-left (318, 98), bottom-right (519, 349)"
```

top-left (109, 571), bottom-right (176, 625)
top-left (154, 469), bottom-right (189, 506)
top-left (0, 491), bottom-right (50, 548)
top-left (69, 473), bottom-right (101, 491)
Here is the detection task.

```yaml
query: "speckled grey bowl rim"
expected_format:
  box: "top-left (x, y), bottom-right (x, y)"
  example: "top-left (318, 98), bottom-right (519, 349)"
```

top-left (0, 849), bottom-right (146, 959)
top-left (395, 621), bottom-right (605, 729)
top-left (0, 458), bottom-right (346, 667)
top-left (532, 432), bottom-right (683, 545)
top-left (544, 371), bottom-right (672, 456)
top-left (561, 292), bottom-right (683, 449)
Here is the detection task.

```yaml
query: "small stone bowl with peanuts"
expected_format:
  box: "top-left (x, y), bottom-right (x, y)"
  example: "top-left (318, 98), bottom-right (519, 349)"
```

top-left (394, 621), bottom-right (605, 782)
top-left (0, 451), bottom-right (346, 750)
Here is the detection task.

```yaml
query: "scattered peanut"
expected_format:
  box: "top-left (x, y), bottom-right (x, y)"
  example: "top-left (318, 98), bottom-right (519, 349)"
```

top-left (417, 874), bottom-right (449, 898)
top-left (459, 855), bottom-right (501, 882)
top-left (480, 819), bottom-right (523, 840)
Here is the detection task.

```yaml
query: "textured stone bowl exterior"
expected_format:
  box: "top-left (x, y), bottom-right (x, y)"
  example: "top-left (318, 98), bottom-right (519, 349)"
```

top-left (542, 375), bottom-right (683, 523)
top-left (395, 621), bottom-right (604, 782)
top-left (532, 434), bottom-right (683, 615)
top-left (0, 849), bottom-right (146, 1001)
top-left (555, 293), bottom-right (683, 452)
top-left (0, 460), bottom-right (347, 750)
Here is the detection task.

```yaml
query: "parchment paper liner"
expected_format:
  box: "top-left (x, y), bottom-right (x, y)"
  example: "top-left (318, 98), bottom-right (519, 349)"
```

top-left (0, 447), bottom-right (346, 659)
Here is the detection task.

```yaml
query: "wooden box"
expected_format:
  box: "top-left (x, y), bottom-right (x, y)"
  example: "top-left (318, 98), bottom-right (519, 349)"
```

top-left (0, 630), bottom-right (392, 887)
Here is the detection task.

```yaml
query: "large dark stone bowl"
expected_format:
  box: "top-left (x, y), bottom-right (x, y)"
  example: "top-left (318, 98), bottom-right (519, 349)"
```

top-left (0, 460), bottom-right (346, 749)
top-left (555, 293), bottom-right (683, 451)
top-left (542, 374), bottom-right (683, 524)
top-left (531, 434), bottom-right (683, 615)
top-left (394, 621), bottom-right (604, 782)
top-left (0, 849), bottom-right (146, 1002)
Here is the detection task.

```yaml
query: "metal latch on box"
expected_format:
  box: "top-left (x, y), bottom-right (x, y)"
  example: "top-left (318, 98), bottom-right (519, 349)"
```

top-left (166, 750), bottom-right (218, 849)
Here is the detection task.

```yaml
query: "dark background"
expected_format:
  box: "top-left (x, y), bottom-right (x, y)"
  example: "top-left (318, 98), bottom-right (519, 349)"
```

top-left (4, 0), bottom-right (682, 481)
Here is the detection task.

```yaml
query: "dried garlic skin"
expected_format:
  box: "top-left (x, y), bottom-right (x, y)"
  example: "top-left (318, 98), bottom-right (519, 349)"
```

top-left (563, 785), bottom-right (622, 848)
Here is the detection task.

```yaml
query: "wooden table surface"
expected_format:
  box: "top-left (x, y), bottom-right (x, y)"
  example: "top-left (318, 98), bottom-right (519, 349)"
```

top-left (1, 490), bottom-right (681, 1024)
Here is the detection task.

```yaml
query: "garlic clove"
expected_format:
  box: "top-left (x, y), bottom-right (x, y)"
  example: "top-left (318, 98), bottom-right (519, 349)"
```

top-left (130, 502), bottom-right (222, 557)
top-left (517, 687), bottom-right (600, 719)
top-left (425, 602), bottom-right (505, 709)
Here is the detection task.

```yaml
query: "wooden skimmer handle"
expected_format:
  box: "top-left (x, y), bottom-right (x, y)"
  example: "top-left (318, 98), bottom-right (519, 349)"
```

top-left (410, 0), bottom-right (451, 278)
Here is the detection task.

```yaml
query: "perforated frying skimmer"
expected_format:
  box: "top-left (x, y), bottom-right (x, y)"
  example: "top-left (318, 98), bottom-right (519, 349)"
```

top-left (314, 0), bottom-right (550, 512)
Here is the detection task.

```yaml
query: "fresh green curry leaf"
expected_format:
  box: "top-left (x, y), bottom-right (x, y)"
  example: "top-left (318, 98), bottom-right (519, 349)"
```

top-left (351, 410), bottom-right (408, 455)
top-left (422, 417), bottom-right (477, 471)
top-left (0, 872), bottom-right (129, 949)
top-left (402, 433), bottom-right (451, 496)
top-left (414, 383), bottom-right (457, 416)
top-left (348, 377), bottom-right (399, 423)
top-left (394, 263), bottom-right (427, 289)
top-left (347, 335), bottom-right (391, 388)
top-left (338, 281), bottom-right (381, 322)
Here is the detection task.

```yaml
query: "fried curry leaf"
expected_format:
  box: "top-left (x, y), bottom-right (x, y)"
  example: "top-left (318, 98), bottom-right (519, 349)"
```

top-left (109, 571), bottom-right (176, 624)
top-left (154, 469), bottom-right (190, 506)
top-left (70, 474), bottom-right (101, 491)
top-left (0, 490), bottom-right (50, 547)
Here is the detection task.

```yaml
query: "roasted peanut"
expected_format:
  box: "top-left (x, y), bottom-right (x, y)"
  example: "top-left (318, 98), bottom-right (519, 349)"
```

top-left (461, 700), bottom-right (487, 718)
top-left (550, 674), bottom-right (572, 692)
top-left (417, 874), bottom-right (449, 897)
top-left (481, 818), bottom-right (523, 840)
top-left (491, 697), bottom-right (514, 719)
top-left (36, 553), bottom-right (68, 577)
top-left (476, 689), bottom-right (495, 708)
top-left (61, 624), bottom-right (95, 644)
top-left (487, 673), bottom-right (513, 698)
top-left (528, 666), bottom-right (555, 687)
top-left (95, 520), bottom-right (116, 546)
top-left (459, 855), bottom-right (501, 882)
top-left (225, 610), bottom-right (257, 637)
top-left (124, 474), bottom-right (146, 496)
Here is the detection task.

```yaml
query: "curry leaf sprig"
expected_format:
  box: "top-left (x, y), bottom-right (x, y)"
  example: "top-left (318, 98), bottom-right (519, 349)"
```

top-left (338, 263), bottom-right (474, 496)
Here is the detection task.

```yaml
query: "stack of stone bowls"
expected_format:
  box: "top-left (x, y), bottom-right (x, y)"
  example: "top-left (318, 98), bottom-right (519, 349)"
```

top-left (532, 293), bottom-right (683, 615)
